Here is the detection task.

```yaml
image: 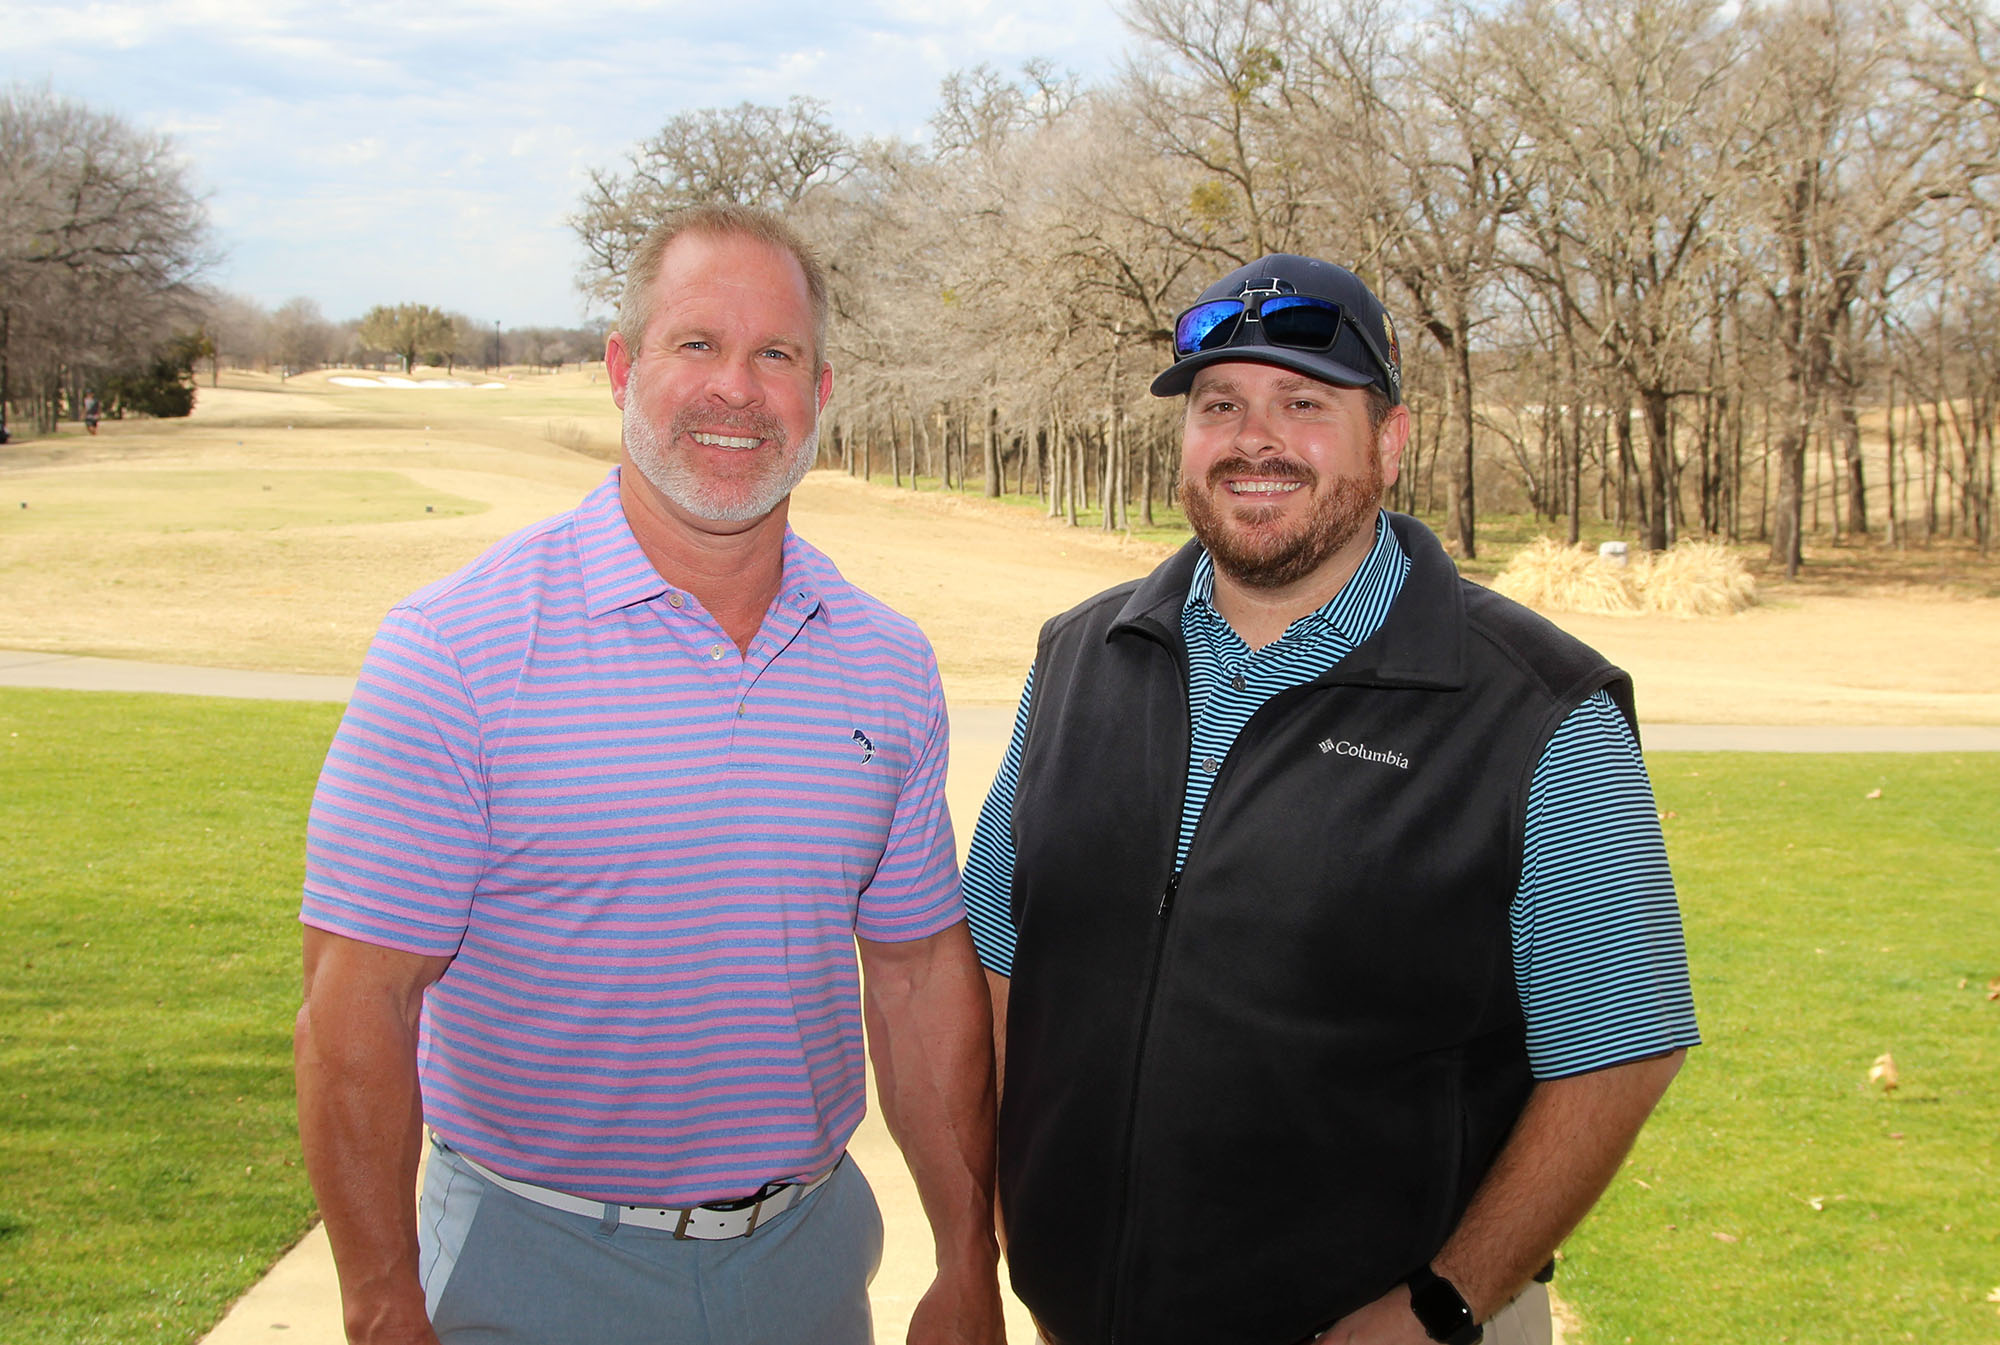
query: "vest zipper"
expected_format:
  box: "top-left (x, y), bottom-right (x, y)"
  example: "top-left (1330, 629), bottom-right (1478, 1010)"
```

top-left (1102, 674), bottom-right (1321, 1342)
top-left (1106, 864), bottom-right (1179, 1345)
top-left (1104, 634), bottom-right (1198, 1344)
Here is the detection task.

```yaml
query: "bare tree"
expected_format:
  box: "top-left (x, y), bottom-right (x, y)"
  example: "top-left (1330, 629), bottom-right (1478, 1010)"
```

top-left (571, 97), bottom-right (855, 315)
top-left (0, 86), bottom-right (212, 432)
top-left (269, 296), bottom-right (333, 376)
top-left (1486, 0), bottom-right (1748, 551)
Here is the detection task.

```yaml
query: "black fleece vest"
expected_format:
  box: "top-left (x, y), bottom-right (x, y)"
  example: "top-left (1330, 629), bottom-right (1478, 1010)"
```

top-left (999, 514), bottom-right (1633, 1345)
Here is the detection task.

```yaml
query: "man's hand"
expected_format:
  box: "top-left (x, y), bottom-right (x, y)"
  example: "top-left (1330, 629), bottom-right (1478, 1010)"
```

top-left (1313, 1284), bottom-right (1429, 1344)
top-left (295, 927), bottom-right (451, 1345)
top-left (907, 1261), bottom-right (1009, 1345)
top-left (857, 921), bottom-right (1006, 1345)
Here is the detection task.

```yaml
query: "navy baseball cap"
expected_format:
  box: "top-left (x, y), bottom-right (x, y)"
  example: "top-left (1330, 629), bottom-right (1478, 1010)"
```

top-left (1151, 253), bottom-right (1402, 405)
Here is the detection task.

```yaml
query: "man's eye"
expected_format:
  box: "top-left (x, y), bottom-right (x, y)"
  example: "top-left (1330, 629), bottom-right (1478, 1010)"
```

top-left (760, 348), bottom-right (791, 360)
top-left (680, 340), bottom-right (711, 351)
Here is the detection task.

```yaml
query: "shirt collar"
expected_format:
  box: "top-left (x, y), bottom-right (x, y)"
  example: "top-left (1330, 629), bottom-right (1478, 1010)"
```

top-left (1183, 510), bottom-right (1403, 647)
top-left (574, 467), bottom-right (828, 621)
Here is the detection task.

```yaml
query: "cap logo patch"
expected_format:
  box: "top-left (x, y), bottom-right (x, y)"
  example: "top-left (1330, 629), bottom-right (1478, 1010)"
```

top-left (1382, 311), bottom-right (1401, 370)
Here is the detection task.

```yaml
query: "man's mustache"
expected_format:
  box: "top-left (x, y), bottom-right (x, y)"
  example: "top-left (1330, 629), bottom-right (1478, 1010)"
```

top-left (1205, 455), bottom-right (1317, 488)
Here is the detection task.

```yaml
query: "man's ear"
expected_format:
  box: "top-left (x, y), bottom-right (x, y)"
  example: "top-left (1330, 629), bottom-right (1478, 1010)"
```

top-left (605, 331), bottom-right (633, 409)
top-left (1376, 403), bottom-right (1411, 491)
top-left (816, 361), bottom-right (833, 414)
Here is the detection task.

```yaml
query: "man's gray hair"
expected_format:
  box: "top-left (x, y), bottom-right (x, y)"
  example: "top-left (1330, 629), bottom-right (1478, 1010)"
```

top-left (616, 204), bottom-right (829, 364)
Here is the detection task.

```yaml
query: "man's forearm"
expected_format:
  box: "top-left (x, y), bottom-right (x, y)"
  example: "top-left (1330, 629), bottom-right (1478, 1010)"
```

top-left (295, 930), bottom-right (449, 1344)
top-left (1316, 1050), bottom-right (1685, 1343)
top-left (860, 922), bottom-right (1004, 1341)
top-left (1436, 1049), bottom-right (1686, 1318)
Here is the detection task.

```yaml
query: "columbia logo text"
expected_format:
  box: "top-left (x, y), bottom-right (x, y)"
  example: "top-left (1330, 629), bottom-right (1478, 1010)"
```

top-left (1318, 738), bottom-right (1410, 770)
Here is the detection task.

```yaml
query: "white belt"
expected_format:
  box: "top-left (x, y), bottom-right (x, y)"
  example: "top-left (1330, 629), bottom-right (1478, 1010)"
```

top-left (449, 1145), bottom-right (839, 1240)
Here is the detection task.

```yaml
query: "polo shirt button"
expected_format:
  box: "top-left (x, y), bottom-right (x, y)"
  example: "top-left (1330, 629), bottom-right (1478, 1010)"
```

top-left (709, 644), bottom-right (725, 660)
top-left (668, 592), bottom-right (684, 609)
top-left (1201, 756), bottom-right (1220, 774)
top-left (1230, 673), bottom-right (1246, 692)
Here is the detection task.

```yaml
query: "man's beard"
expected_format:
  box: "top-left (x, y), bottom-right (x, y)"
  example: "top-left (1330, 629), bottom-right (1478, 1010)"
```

top-left (1179, 452), bottom-right (1383, 591)
top-left (622, 373), bottom-right (819, 524)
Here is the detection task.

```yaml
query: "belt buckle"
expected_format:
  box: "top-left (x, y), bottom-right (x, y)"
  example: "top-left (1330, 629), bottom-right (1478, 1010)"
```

top-left (673, 1207), bottom-right (694, 1239)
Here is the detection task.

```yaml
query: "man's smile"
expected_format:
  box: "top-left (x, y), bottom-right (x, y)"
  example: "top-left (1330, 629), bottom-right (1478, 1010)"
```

top-left (690, 431), bottom-right (762, 450)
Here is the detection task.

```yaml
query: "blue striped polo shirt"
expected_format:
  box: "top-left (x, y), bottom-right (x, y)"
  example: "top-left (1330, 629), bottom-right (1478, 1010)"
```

top-left (962, 515), bottom-right (1700, 1079)
top-left (304, 468), bottom-right (963, 1205)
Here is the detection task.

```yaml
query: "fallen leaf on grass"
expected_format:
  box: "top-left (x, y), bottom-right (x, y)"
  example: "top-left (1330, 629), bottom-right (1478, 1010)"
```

top-left (1864, 788), bottom-right (1882, 799)
top-left (1713, 1232), bottom-right (1739, 1243)
top-left (1868, 1053), bottom-right (1900, 1093)
top-left (1632, 1177), bottom-right (1653, 1190)
top-left (1987, 976), bottom-right (2000, 1001)
top-left (1805, 1196), bottom-right (1824, 1211)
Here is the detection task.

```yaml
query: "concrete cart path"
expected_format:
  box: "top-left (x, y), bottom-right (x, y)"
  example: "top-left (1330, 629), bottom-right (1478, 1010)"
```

top-left (7, 648), bottom-right (2000, 752)
top-left (7, 648), bottom-right (1989, 1344)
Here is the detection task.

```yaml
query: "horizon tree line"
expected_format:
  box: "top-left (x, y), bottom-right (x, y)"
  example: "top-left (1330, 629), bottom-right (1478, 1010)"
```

top-left (575, 0), bottom-right (2000, 568)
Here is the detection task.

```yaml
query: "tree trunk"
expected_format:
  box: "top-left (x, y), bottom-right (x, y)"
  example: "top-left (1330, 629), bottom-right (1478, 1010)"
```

top-left (984, 403), bottom-right (1001, 498)
top-left (1448, 323), bottom-right (1477, 559)
top-left (1640, 386), bottom-right (1671, 552)
top-left (1838, 384), bottom-right (1867, 536)
top-left (1770, 407), bottom-right (1810, 579)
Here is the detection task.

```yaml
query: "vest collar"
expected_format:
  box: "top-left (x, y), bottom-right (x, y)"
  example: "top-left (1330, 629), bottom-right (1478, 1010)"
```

top-left (1108, 512), bottom-right (1466, 691)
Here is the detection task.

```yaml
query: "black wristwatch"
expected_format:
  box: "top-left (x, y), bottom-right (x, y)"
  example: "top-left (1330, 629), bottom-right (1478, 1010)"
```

top-left (1405, 1266), bottom-right (1482, 1345)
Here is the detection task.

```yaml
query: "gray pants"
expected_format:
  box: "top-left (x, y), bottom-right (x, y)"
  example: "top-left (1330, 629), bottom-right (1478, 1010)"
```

top-left (418, 1144), bottom-right (884, 1345)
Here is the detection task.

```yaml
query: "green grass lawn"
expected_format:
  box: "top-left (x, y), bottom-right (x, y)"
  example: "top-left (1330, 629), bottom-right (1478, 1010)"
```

top-left (1, 688), bottom-right (1994, 1343)
top-left (0, 689), bottom-right (338, 1344)
top-left (1562, 752), bottom-right (2000, 1343)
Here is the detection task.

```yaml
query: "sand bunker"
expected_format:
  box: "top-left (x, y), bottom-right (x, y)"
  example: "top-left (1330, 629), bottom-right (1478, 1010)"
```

top-left (327, 376), bottom-right (507, 390)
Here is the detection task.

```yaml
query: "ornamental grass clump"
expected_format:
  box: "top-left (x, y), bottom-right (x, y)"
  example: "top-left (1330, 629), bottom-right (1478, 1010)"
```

top-left (1491, 537), bottom-right (1642, 615)
top-left (1632, 541), bottom-right (1759, 616)
top-left (1492, 537), bottom-right (1757, 618)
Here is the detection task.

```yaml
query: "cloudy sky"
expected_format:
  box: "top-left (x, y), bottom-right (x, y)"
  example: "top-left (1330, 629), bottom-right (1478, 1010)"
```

top-left (2, 0), bottom-right (1132, 327)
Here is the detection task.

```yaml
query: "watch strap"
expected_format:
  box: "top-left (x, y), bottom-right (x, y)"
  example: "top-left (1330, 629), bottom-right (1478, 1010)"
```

top-left (1404, 1265), bottom-right (1482, 1345)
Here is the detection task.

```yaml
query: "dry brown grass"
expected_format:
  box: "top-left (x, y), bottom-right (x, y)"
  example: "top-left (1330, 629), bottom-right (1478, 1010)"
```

top-left (1635, 540), bottom-right (1758, 617)
top-left (1496, 537), bottom-right (1757, 618)
top-left (1494, 537), bottom-right (1645, 615)
top-left (5, 372), bottom-right (1998, 725)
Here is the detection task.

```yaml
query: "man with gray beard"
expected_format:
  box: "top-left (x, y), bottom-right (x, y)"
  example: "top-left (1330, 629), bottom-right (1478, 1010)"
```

top-left (297, 204), bottom-right (1003, 1345)
top-left (963, 254), bottom-right (1698, 1345)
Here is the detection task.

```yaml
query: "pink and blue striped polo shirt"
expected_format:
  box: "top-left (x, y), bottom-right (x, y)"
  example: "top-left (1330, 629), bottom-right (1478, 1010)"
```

top-left (303, 468), bottom-right (962, 1205)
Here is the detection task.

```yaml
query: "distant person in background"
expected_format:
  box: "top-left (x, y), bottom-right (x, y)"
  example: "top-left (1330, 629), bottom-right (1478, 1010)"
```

top-left (81, 393), bottom-right (100, 435)
top-left (965, 252), bottom-right (1698, 1345)
top-left (295, 204), bottom-right (1003, 1345)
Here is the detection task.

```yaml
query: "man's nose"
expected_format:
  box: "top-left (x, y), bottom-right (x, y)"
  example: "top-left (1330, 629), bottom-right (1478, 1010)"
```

top-left (705, 354), bottom-right (763, 407)
top-left (1232, 406), bottom-right (1282, 454)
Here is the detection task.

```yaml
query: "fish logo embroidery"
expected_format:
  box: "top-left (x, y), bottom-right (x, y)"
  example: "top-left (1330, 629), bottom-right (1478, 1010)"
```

top-left (852, 729), bottom-right (875, 764)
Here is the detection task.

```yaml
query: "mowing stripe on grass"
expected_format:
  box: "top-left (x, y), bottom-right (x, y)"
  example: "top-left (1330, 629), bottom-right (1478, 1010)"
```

top-left (1, 688), bottom-right (337, 1345)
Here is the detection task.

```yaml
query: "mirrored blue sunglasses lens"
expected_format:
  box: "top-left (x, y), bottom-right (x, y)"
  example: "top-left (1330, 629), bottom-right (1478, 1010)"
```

top-left (1175, 300), bottom-right (1246, 355)
top-left (1259, 296), bottom-right (1342, 348)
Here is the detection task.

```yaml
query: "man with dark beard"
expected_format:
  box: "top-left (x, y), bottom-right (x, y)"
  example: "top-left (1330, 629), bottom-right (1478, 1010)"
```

top-left (961, 255), bottom-right (1698, 1345)
top-left (297, 205), bottom-right (1003, 1345)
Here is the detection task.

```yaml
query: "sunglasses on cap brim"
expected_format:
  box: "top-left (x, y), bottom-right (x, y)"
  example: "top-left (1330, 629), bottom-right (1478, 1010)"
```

top-left (1171, 287), bottom-right (1395, 391)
